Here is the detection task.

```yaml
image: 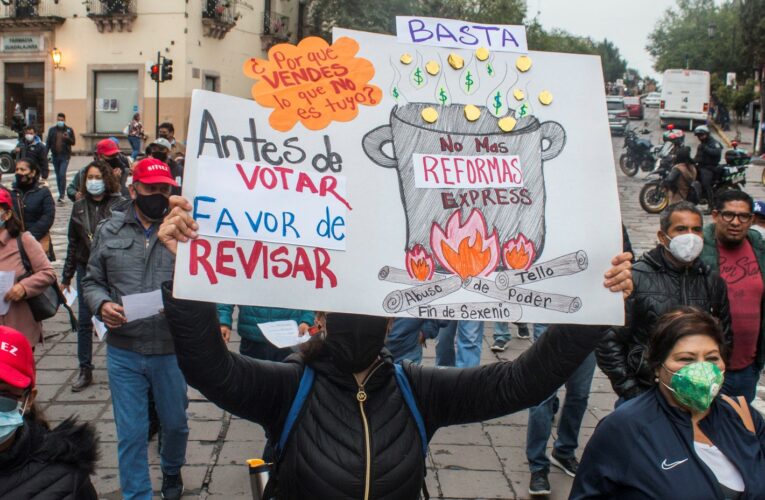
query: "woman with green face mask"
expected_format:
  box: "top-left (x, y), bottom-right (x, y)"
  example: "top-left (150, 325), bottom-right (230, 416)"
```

top-left (572, 307), bottom-right (765, 500)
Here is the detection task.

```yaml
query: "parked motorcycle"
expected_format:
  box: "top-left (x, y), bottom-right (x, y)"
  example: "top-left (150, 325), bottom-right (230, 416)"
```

top-left (639, 142), bottom-right (749, 214)
top-left (620, 125), bottom-right (685, 177)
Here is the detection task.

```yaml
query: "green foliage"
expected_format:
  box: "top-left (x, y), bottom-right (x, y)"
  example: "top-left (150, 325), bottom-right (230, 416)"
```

top-left (647, 0), bottom-right (749, 76)
top-left (740, 0), bottom-right (765, 68)
top-left (714, 76), bottom-right (756, 116)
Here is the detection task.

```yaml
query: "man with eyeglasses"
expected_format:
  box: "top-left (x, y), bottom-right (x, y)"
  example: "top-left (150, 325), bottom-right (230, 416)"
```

top-left (700, 189), bottom-right (765, 402)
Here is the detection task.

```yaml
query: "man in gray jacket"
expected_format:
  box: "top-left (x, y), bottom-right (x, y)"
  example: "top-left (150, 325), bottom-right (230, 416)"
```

top-left (83, 157), bottom-right (186, 500)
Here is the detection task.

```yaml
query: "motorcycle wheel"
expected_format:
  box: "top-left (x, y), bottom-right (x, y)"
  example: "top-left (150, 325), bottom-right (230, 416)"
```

top-left (761, 166), bottom-right (765, 186)
top-left (0, 153), bottom-right (13, 174)
top-left (639, 181), bottom-right (669, 214)
top-left (619, 154), bottom-right (638, 177)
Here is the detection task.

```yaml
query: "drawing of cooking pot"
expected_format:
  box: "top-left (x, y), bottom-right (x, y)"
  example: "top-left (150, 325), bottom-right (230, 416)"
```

top-left (363, 103), bottom-right (566, 273)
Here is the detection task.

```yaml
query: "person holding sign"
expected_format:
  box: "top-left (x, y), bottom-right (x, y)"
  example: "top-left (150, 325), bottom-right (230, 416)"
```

top-left (157, 196), bottom-right (632, 500)
top-left (82, 158), bottom-right (186, 500)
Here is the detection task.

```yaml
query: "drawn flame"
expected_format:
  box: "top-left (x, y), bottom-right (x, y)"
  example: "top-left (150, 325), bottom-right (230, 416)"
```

top-left (405, 244), bottom-right (435, 282)
top-left (430, 209), bottom-right (499, 280)
top-left (502, 233), bottom-right (536, 271)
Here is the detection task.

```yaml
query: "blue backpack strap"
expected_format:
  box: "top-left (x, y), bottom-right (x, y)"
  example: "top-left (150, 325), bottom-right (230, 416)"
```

top-left (276, 365), bottom-right (315, 458)
top-left (394, 363), bottom-right (428, 457)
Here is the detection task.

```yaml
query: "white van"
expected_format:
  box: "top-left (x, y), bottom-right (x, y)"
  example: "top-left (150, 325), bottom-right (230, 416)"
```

top-left (659, 69), bottom-right (710, 130)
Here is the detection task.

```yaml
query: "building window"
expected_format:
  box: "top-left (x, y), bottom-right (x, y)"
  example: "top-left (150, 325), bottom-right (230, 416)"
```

top-left (94, 71), bottom-right (138, 133)
top-left (204, 75), bottom-right (219, 92)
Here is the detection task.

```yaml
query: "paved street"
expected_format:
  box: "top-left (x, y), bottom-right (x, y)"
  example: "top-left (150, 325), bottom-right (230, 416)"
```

top-left (27, 108), bottom-right (765, 499)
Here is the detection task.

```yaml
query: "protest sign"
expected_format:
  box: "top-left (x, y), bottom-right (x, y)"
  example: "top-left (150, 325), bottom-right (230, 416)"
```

top-left (174, 24), bottom-right (624, 325)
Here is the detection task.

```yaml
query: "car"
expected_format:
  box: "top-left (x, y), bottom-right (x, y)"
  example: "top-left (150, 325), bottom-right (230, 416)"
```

top-left (606, 97), bottom-right (630, 135)
top-left (0, 125), bottom-right (18, 174)
top-left (624, 96), bottom-right (644, 120)
top-left (643, 91), bottom-right (662, 108)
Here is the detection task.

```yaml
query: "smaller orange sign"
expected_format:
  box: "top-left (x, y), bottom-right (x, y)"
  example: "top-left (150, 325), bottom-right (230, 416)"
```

top-left (243, 36), bottom-right (382, 132)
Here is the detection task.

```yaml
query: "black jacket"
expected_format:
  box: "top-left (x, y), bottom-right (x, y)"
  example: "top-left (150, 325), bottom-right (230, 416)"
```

top-left (61, 194), bottom-right (126, 286)
top-left (695, 137), bottom-right (722, 169)
top-left (162, 284), bottom-right (606, 500)
top-left (596, 246), bottom-right (731, 399)
top-left (45, 125), bottom-right (76, 158)
top-left (0, 418), bottom-right (98, 499)
top-left (11, 180), bottom-right (56, 241)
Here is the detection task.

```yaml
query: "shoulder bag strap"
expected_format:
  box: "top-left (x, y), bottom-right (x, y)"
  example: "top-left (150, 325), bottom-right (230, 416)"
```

top-left (15, 235), bottom-right (32, 276)
top-left (276, 365), bottom-right (315, 458)
top-left (394, 363), bottom-right (428, 457)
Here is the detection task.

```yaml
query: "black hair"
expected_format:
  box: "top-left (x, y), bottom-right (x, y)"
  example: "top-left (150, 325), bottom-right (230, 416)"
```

top-left (79, 160), bottom-right (120, 196)
top-left (23, 125), bottom-right (34, 132)
top-left (646, 307), bottom-right (728, 376)
top-left (158, 122), bottom-right (175, 133)
top-left (57, 112), bottom-right (65, 119)
top-left (659, 201), bottom-right (703, 232)
top-left (673, 146), bottom-right (691, 165)
top-left (15, 157), bottom-right (41, 180)
top-left (714, 190), bottom-right (754, 212)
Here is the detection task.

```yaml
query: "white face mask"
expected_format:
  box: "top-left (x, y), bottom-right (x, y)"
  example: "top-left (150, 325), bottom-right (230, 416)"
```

top-left (665, 233), bottom-right (704, 263)
top-left (24, 134), bottom-right (34, 142)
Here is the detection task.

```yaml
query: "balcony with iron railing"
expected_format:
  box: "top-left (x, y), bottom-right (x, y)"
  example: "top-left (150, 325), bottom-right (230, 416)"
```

top-left (201, 0), bottom-right (238, 39)
top-left (260, 11), bottom-right (291, 50)
top-left (0, 0), bottom-right (65, 30)
top-left (85, 0), bottom-right (137, 33)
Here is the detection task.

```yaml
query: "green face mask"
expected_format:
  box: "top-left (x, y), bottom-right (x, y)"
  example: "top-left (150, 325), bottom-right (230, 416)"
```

top-left (662, 361), bottom-right (724, 412)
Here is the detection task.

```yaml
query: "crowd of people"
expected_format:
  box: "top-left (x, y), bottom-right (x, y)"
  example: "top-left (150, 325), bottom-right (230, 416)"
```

top-left (0, 109), bottom-right (761, 500)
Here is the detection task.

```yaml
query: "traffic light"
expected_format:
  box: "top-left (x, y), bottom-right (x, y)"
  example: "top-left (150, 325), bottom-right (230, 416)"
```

top-left (150, 64), bottom-right (160, 82)
top-left (161, 58), bottom-right (173, 82)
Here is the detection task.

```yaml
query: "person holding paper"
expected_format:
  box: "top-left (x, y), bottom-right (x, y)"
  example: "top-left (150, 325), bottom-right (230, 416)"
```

top-left (157, 196), bottom-right (634, 500)
top-left (60, 161), bottom-right (126, 392)
top-left (0, 188), bottom-right (55, 348)
top-left (81, 158), bottom-right (187, 500)
top-left (217, 305), bottom-right (315, 361)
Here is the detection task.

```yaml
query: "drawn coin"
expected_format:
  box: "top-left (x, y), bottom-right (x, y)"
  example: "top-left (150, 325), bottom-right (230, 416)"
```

top-left (539, 90), bottom-right (553, 105)
top-left (513, 88), bottom-right (525, 101)
top-left (464, 104), bottom-right (481, 122)
top-left (425, 61), bottom-right (440, 75)
top-left (516, 55), bottom-right (532, 72)
top-left (476, 47), bottom-right (490, 61)
top-left (421, 107), bottom-right (439, 123)
top-left (447, 53), bottom-right (464, 70)
top-left (400, 53), bottom-right (413, 65)
top-left (498, 116), bottom-right (517, 132)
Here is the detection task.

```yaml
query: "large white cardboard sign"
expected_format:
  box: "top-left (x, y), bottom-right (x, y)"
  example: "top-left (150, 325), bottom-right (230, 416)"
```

top-left (174, 26), bottom-right (624, 325)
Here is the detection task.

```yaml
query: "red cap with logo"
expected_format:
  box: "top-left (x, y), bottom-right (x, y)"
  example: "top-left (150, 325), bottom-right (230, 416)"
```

top-left (131, 158), bottom-right (178, 186)
top-left (0, 327), bottom-right (35, 389)
top-left (96, 138), bottom-right (120, 157)
top-left (0, 189), bottom-right (12, 208)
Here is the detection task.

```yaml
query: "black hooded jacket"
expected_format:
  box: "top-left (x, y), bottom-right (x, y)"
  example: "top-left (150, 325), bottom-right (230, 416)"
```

top-left (0, 418), bottom-right (99, 499)
top-left (596, 246), bottom-right (731, 399)
top-left (162, 283), bottom-right (606, 500)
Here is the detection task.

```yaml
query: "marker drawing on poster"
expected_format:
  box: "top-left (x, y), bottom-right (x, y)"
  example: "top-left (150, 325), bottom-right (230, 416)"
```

top-left (173, 19), bottom-right (624, 325)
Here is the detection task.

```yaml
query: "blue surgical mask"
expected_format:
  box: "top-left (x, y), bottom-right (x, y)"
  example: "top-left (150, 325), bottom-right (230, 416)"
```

top-left (0, 396), bottom-right (26, 444)
top-left (0, 210), bottom-right (6, 229)
top-left (56, 121), bottom-right (65, 128)
top-left (86, 179), bottom-right (105, 196)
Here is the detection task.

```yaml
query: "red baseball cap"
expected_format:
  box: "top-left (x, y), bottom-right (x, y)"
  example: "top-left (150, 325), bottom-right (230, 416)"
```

top-left (96, 138), bottom-right (120, 157)
top-left (0, 189), bottom-right (12, 208)
top-left (0, 327), bottom-right (35, 389)
top-left (131, 157), bottom-right (178, 186)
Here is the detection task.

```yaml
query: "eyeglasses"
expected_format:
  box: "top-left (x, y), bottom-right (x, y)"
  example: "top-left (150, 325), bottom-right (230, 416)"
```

top-left (719, 211), bottom-right (753, 223)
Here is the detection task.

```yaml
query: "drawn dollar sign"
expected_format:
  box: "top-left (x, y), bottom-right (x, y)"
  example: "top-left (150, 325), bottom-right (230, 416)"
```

top-left (487, 64), bottom-right (494, 76)
top-left (413, 68), bottom-right (424, 86)
top-left (465, 71), bottom-right (474, 92)
top-left (438, 87), bottom-right (448, 105)
top-left (519, 103), bottom-right (528, 118)
top-left (392, 87), bottom-right (400, 99)
top-left (493, 91), bottom-right (503, 115)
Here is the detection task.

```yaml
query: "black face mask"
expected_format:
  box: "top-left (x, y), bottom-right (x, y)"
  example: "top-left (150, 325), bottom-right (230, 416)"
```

top-left (135, 193), bottom-right (169, 221)
top-left (324, 313), bottom-right (389, 374)
top-left (15, 174), bottom-right (32, 186)
top-left (151, 151), bottom-right (168, 163)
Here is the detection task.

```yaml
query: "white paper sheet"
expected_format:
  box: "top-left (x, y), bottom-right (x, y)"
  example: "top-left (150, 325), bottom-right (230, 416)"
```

top-left (258, 320), bottom-right (309, 348)
top-left (122, 289), bottom-right (163, 323)
top-left (92, 316), bottom-right (108, 341)
top-left (0, 271), bottom-right (16, 316)
top-left (62, 286), bottom-right (77, 308)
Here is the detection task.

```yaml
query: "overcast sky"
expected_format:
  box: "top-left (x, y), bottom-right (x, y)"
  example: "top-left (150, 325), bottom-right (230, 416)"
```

top-left (532, 0), bottom-right (677, 80)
